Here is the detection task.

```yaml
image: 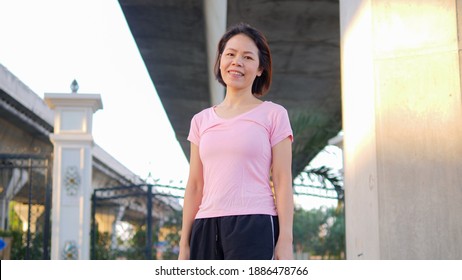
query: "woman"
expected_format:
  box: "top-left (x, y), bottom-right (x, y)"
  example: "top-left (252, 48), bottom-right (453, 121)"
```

top-left (179, 22), bottom-right (294, 260)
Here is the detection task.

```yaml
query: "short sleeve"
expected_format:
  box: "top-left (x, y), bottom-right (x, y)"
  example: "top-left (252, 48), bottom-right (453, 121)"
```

top-left (270, 107), bottom-right (293, 147)
top-left (187, 114), bottom-right (200, 146)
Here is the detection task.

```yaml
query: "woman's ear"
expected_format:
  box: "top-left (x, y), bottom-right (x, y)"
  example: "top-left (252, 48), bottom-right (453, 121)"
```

top-left (257, 67), bottom-right (263, 77)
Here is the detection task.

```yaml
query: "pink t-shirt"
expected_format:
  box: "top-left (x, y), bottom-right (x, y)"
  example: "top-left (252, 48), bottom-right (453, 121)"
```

top-left (187, 101), bottom-right (293, 219)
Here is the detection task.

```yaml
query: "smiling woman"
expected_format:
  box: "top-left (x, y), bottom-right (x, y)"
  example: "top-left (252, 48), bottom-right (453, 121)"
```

top-left (214, 23), bottom-right (272, 98)
top-left (218, 34), bottom-right (263, 100)
top-left (179, 23), bottom-right (294, 260)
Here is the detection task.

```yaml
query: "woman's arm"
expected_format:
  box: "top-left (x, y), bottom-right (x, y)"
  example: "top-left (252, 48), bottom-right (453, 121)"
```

top-left (178, 143), bottom-right (204, 260)
top-left (271, 137), bottom-right (294, 260)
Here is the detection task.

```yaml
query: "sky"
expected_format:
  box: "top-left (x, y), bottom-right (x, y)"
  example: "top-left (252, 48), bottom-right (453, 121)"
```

top-left (0, 0), bottom-right (340, 209)
top-left (0, 0), bottom-right (191, 183)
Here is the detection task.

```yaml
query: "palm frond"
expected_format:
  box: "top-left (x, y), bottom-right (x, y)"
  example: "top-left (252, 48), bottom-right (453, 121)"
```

top-left (290, 110), bottom-right (341, 177)
top-left (297, 165), bottom-right (344, 201)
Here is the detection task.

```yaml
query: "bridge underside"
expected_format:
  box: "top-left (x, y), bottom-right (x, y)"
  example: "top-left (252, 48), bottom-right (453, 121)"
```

top-left (118, 0), bottom-right (342, 174)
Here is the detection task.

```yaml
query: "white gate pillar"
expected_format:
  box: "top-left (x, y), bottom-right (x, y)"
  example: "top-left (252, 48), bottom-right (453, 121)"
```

top-left (44, 82), bottom-right (102, 260)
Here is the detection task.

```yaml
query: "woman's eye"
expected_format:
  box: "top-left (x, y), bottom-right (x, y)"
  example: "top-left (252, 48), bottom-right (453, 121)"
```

top-left (225, 53), bottom-right (234, 57)
top-left (244, 56), bottom-right (253, 60)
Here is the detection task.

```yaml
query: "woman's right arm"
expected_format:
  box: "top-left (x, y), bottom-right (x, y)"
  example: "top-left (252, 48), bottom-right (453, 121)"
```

top-left (178, 143), bottom-right (204, 260)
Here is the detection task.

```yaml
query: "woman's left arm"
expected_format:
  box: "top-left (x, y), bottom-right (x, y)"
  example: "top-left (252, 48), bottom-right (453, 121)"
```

top-left (272, 137), bottom-right (294, 260)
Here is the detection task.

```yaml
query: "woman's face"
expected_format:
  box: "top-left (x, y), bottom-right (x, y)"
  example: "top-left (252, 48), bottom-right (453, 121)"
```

top-left (220, 34), bottom-right (263, 93)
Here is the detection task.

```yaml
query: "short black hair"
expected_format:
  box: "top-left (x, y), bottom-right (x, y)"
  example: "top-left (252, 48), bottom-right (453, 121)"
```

top-left (214, 22), bottom-right (272, 97)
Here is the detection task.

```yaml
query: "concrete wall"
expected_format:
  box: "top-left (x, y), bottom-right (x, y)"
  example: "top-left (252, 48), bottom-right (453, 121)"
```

top-left (341, 0), bottom-right (462, 259)
top-left (0, 118), bottom-right (52, 155)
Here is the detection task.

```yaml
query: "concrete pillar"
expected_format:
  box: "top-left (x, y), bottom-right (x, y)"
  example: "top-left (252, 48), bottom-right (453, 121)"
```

top-left (44, 87), bottom-right (102, 260)
top-left (204, 0), bottom-right (227, 105)
top-left (340, 0), bottom-right (462, 259)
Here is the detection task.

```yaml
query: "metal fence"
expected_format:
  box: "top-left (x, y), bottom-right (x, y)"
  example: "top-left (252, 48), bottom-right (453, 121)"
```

top-left (91, 184), bottom-right (183, 260)
top-left (0, 154), bottom-right (52, 260)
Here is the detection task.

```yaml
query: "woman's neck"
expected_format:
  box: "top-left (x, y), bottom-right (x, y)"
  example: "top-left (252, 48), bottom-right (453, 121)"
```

top-left (221, 88), bottom-right (261, 108)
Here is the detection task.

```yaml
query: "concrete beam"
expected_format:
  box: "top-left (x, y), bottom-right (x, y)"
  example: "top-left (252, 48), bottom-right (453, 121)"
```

top-left (204, 0), bottom-right (226, 105)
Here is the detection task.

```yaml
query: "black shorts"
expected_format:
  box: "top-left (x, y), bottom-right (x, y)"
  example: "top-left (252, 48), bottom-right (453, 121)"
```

top-left (189, 214), bottom-right (279, 260)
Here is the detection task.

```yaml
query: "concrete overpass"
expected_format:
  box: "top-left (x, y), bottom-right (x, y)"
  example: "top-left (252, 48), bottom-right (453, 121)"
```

top-left (0, 64), bottom-right (180, 259)
top-left (118, 0), bottom-right (342, 175)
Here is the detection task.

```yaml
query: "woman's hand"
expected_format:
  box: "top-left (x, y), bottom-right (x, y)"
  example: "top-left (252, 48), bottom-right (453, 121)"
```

top-left (274, 238), bottom-right (294, 260)
top-left (178, 243), bottom-right (190, 260)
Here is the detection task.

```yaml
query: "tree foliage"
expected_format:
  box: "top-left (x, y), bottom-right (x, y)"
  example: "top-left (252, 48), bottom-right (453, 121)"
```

top-left (293, 206), bottom-right (345, 259)
top-left (290, 111), bottom-right (341, 177)
top-left (321, 206), bottom-right (345, 259)
top-left (293, 206), bottom-right (326, 254)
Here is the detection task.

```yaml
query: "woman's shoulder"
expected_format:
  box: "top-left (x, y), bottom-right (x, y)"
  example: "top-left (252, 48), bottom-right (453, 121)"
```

top-left (192, 106), bottom-right (213, 119)
top-left (190, 106), bottom-right (216, 128)
top-left (262, 101), bottom-right (289, 114)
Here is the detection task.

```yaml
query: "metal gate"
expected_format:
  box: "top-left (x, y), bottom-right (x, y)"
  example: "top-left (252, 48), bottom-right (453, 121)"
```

top-left (0, 154), bottom-right (52, 259)
top-left (91, 183), bottom-right (183, 260)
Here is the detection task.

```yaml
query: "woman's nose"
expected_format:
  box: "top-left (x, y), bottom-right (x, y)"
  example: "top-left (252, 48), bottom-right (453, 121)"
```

top-left (232, 56), bottom-right (243, 66)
